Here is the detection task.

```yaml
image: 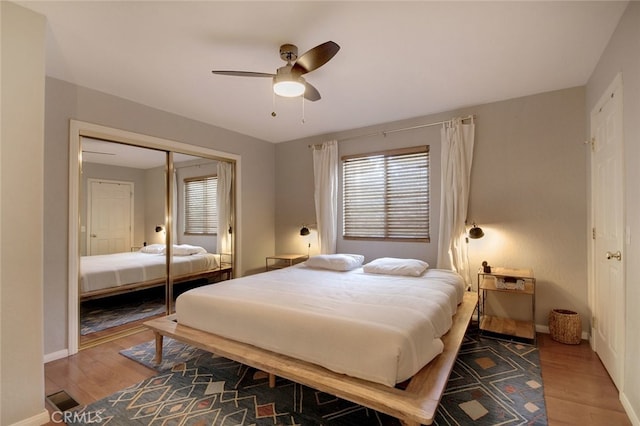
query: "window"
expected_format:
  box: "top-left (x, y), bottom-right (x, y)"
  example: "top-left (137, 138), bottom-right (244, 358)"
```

top-left (342, 146), bottom-right (429, 241)
top-left (184, 175), bottom-right (217, 235)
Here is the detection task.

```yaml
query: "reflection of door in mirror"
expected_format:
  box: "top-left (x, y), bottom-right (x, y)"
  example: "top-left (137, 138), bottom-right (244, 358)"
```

top-left (87, 179), bottom-right (133, 255)
top-left (80, 137), bottom-right (168, 347)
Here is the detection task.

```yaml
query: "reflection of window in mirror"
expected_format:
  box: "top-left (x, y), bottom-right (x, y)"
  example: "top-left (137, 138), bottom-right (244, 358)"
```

top-left (184, 175), bottom-right (218, 235)
top-left (174, 158), bottom-right (219, 254)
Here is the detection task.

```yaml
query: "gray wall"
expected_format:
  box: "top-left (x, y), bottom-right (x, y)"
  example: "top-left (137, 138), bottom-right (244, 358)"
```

top-left (144, 166), bottom-right (168, 246)
top-left (586, 2), bottom-right (640, 422)
top-left (275, 86), bottom-right (587, 335)
top-left (1, 2), bottom-right (49, 424)
top-left (44, 77), bottom-right (276, 355)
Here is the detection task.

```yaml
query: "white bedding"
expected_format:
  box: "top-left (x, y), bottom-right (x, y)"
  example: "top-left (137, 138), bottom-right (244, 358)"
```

top-left (176, 264), bottom-right (464, 387)
top-left (81, 250), bottom-right (220, 293)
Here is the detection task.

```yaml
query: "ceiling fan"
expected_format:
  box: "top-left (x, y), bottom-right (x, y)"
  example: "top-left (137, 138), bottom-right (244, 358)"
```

top-left (212, 41), bottom-right (340, 102)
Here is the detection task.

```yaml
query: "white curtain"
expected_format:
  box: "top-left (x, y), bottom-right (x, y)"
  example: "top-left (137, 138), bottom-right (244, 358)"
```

top-left (216, 161), bottom-right (233, 254)
top-left (436, 117), bottom-right (476, 286)
top-left (312, 140), bottom-right (338, 254)
top-left (172, 169), bottom-right (178, 242)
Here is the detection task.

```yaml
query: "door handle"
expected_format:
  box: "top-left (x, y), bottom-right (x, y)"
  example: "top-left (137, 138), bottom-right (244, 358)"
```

top-left (606, 250), bottom-right (622, 261)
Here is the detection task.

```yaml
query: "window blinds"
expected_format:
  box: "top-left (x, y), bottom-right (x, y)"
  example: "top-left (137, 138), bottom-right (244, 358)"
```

top-left (184, 175), bottom-right (218, 234)
top-left (342, 146), bottom-right (429, 241)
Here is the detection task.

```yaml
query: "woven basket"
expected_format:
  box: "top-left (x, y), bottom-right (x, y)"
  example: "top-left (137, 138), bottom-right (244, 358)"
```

top-left (548, 309), bottom-right (581, 344)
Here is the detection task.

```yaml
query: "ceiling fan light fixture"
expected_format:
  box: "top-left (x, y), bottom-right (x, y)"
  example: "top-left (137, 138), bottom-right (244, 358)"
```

top-left (273, 68), bottom-right (306, 98)
top-left (273, 79), bottom-right (306, 98)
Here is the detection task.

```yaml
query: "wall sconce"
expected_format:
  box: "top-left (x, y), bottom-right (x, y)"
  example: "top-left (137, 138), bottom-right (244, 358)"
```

top-left (155, 225), bottom-right (165, 233)
top-left (299, 225), bottom-right (310, 236)
top-left (468, 222), bottom-right (484, 239)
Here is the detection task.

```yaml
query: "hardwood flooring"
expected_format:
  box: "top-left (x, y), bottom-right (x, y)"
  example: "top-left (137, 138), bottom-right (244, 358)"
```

top-left (537, 333), bottom-right (631, 425)
top-left (44, 330), bottom-right (631, 425)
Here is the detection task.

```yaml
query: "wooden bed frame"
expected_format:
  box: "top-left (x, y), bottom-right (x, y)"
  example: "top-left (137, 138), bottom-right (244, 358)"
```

top-left (80, 265), bottom-right (233, 301)
top-left (144, 291), bottom-right (477, 426)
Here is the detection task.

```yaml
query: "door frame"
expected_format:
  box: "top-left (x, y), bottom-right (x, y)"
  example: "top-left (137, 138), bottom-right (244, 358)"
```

top-left (86, 178), bottom-right (134, 255)
top-left (68, 119), bottom-right (242, 355)
top-left (587, 73), bottom-right (625, 384)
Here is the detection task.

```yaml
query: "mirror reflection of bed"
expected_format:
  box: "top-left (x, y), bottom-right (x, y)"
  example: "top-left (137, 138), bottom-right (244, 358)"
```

top-left (79, 138), bottom-right (234, 347)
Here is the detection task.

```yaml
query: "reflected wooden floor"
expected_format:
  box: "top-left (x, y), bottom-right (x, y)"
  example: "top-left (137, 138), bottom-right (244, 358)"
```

top-left (44, 331), bottom-right (631, 425)
top-left (79, 313), bottom-right (164, 348)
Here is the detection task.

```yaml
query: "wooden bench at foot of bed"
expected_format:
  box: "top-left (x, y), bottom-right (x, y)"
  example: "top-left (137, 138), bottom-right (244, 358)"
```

top-left (144, 291), bottom-right (477, 426)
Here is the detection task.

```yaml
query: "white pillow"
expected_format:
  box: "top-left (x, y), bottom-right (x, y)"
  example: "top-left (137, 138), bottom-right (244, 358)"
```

top-left (305, 254), bottom-right (365, 271)
top-left (140, 244), bottom-right (165, 254)
top-left (363, 257), bottom-right (429, 277)
top-left (139, 244), bottom-right (207, 256)
top-left (172, 244), bottom-right (207, 256)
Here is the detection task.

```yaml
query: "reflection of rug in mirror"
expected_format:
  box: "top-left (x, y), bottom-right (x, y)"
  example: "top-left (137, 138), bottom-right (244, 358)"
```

top-left (80, 288), bottom-right (166, 335)
top-left (72, 329), bottom-right (547, 425)
top-left (80, 281), bottom-right (208, 335)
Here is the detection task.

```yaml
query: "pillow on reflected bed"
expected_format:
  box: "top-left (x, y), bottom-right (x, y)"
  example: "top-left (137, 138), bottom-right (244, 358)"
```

top-left (139, 244), bottom-right (207, 256)
top-left (363, 257), bottom-right (429, 277)
top-left (139, 244), bottom-right (165, 254)
top-left (305, 254), bottom-right (365, 271)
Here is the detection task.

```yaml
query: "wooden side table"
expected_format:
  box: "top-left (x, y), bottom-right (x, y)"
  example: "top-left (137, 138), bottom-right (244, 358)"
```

top-left (265, 254), bottom-right (308, 271)
top-left (478, 267), bottom-right (536, 343)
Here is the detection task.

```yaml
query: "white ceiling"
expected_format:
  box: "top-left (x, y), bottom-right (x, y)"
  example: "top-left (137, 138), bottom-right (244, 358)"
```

top-left (81, 137), bottom-right (200, 169)
top-left (20, 1), bottom-right (627, 143)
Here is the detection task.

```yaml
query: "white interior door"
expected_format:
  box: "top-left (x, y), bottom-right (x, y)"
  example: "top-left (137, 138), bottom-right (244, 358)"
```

top-left (89, 180), bottom-right (133, 255)
top-left (591, 74), bottom-right (624, 390)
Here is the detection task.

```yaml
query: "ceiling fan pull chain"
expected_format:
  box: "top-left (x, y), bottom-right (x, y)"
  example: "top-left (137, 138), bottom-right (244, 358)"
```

top-left (271, 90), bottom-right (277, 117)
top-left (301, 95), bottom-right (306, 124)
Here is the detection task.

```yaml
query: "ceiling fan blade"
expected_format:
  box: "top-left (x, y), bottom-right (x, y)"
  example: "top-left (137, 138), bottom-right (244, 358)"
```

top-left (292, 41), bottom-right (340, 74)
top-left (304, 82), bottom-right (321, 102)
top-left (211, 70), bottom-right (275, 78)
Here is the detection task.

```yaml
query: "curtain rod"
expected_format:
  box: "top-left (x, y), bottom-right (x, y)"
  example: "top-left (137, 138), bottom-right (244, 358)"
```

top-left (174, 160), bottom-right (217, 170)
top-left (309, 114), bottom-right (475, 148)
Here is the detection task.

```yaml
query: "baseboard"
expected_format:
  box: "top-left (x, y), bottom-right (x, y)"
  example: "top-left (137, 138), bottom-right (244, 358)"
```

top-left (535, 324), bottom-right (590, 341)
top-left (8, 409), bottom-right (50, 426)
top-left (536, 324), bottom-right (549, 334)
top-left (620, 392), bottom-right (640, 426)
top-left (44, 348), bottom-right (69, 363)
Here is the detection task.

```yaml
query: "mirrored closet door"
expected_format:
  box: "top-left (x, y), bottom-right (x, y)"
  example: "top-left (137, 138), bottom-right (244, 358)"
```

top-left (78, 137), bottom-right (235, 348)
top-left (79, 138), bottom-right (169, 347)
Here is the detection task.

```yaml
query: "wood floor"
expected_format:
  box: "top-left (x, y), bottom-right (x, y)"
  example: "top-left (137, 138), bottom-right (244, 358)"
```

top-left (537, 333), bottom-right (631, 425)
top-left (44, 330), bottom-right (631, 425)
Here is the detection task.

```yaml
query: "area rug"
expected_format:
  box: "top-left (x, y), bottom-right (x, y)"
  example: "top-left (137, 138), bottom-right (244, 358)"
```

top-left (80, 293), bottom-right (165, 335)
top-left (80, 282), bottom-right (205, 335)
top-left (70, 329), bottom-right (547, 425)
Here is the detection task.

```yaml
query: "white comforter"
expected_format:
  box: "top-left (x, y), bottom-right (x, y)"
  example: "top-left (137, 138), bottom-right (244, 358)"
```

top-left (81, 251), bottom-right (220, 293)
top-left (176, 264), bottom-right (464, 387)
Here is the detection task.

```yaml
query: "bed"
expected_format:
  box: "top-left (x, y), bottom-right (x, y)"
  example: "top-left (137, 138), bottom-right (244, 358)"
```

top-left (80, 244), bottom-right (232, 300)
top-left (145, 255), bottom-right (476, 425)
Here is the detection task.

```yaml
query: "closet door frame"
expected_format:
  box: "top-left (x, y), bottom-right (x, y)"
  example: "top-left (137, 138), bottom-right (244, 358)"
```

top-left (68, 119), bottom-right (241, 355)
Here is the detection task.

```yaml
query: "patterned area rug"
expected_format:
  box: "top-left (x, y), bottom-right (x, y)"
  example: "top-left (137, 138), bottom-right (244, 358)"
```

top-left (80, 291), bottom-right (165, 335)
top-left (80, 282), bottom-right (206, 335)
top-left (70, 329), bottom-right (547, 425)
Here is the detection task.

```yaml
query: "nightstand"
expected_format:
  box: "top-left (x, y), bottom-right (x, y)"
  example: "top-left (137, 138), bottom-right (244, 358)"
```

top-left (478, 267), bottom-right (536, 343)
top-left (265, 254), bottom-right (308, 271)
